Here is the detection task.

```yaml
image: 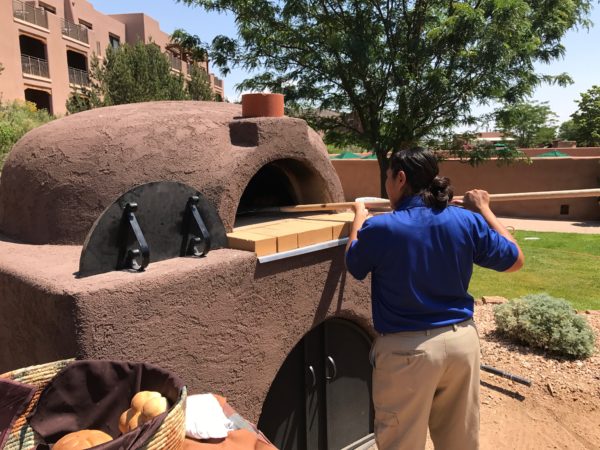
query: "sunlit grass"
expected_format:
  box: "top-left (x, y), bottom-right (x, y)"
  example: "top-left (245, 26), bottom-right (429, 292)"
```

top-left (469, 230), bottom-right (600, 310)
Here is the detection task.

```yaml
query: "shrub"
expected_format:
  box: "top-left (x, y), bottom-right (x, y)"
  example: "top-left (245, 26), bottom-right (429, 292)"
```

top-left (494, 293), bottom-right (596, 359)
top-left (0, 100), bottom-right (53, 169)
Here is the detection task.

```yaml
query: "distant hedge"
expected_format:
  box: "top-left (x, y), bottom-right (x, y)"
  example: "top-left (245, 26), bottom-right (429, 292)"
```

top-left (0, 100), bottom-right (53, 169)
top-left (494, 293), bottom-right (596, 359)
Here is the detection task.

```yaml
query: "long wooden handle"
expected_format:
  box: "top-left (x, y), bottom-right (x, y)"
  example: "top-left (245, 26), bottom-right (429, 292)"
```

top-left (272, 188), bottom-right (600, 213)
top-left (462, 188), bottom-right (600, 202)
top-left (277, 200), bottom-right (390, 212)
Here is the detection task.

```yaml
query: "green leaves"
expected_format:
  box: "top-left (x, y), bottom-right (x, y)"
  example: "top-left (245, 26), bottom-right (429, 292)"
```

top-left (187, 65), bottom-right (214, 100)
top-left (0, 100), bottom-right (53, 168)
top-left (170, 29), bottom-right (209, 63)
top-left (494, 293), bottom-right (597, 359)
top-left (570, 85), bottom-right (600, 146)
top-left (66, 38), bottom-right (218, 113)
top-left (180, 0), bottom-right (591, 194)
top-left (494, 101), bottom-right (558, 147)
top-left (94, 41), bottom-right (186, 106)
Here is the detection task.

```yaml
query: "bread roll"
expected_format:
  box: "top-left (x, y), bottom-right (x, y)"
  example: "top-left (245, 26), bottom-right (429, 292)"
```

top-left (118, 408), bottom-right (141, 434)
top-left (131, 391), bottom-right (161, 411)
top-left (53, 429), bottom-right (112, 450)
top-left (119, 390), bottom-right (169, 433)
top-left (140, 396), bottom-right (168, 423)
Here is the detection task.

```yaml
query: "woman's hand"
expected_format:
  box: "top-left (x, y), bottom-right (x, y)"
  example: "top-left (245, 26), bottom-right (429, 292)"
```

top-left (452, 189), bottom-right (491, 214)
top-left (353, 201), bottom-right (370, 222)
top-left (346, 202), bottom-right (369, 253)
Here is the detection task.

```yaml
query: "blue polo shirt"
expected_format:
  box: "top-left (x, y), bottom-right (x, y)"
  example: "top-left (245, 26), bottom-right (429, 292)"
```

top-left (345, 196), bottom-right (518, 333)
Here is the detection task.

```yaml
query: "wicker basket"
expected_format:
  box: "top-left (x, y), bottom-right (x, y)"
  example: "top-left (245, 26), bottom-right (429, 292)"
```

top-left (0, 359), bottom-right (187, 450)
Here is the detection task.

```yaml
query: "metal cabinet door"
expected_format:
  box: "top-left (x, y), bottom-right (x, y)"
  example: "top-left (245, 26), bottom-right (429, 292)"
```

top-left (324, 319), bottom-right (374, 449)
top-left (258, 319), bottom-right (373, 450)
top-left (257, 338), bottom-right (309, 450)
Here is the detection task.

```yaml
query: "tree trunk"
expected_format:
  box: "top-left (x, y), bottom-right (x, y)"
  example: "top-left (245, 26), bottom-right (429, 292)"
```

top-left (376, 152), bottom-right (389, 198)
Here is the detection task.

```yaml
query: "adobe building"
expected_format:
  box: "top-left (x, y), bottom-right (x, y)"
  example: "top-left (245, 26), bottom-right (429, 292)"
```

top-left (0, 0), bottom-right (225, 115)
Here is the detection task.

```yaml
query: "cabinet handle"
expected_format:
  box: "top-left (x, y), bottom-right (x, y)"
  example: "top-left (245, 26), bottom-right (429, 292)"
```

top-left (325, 356), bottom-right (337, 381)
top-left (308, 365), bottom-right (316, 388)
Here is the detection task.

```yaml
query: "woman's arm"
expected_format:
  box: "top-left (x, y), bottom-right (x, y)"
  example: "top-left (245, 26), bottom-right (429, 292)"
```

top-left (345, 201), bottom-right (369, 254)
top-left (454, 189), bottom-right (525, 272)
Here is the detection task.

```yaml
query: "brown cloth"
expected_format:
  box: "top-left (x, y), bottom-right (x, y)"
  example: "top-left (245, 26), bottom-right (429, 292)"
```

top-left (0, 378), bottom-right (36, 448)
top-left (29, 360), bottom-right (185, 450)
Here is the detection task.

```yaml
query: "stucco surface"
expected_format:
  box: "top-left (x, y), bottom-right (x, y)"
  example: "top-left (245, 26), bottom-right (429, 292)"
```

top-left (0, 238), bottom-right (372, 422)
top-left (332, 158), bottom-right (600, 220)
top-left (0, 101), bottom-right (344, 244)
top-left (0, 103), bottom-right (360, 422)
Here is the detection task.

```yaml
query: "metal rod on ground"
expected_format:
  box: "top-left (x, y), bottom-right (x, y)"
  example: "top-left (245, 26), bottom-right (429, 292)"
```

top-left (480, 364), bottom-right (532, 386)
top-left (263, 188), bottom-right (600, 213)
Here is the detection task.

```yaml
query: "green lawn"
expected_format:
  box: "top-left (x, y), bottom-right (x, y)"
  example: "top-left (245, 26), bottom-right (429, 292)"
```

top-left (469, 230), bottom-right (600, 310)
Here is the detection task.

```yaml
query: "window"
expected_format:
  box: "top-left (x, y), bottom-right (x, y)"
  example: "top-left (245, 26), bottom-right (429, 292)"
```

top-left (560, 205), bottom-right (570, 215)
top-left (79, 19), bottom-right (93, 30)
top-left (109, 34), bottom-right (120, 49)
top-left (38, 1), bottom-right (56, 14)
top-left (96, 41), bottom-right (101, 56)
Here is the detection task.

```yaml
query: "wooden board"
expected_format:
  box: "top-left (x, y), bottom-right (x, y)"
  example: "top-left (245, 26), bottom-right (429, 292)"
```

top-left (227, 212), bottom-right (354, 256)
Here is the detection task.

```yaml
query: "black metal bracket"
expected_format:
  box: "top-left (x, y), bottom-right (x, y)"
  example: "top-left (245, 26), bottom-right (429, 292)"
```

top-left (182, 196), bottom-right (212, 257)
top-left (78, 181), bottom-right (228, 278)
top-left (117, 202), bottom-right (150, 272)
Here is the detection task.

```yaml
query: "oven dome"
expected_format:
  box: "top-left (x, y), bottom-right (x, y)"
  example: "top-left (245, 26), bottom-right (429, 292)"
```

top-left (0, 101), bottom-right (344, 244)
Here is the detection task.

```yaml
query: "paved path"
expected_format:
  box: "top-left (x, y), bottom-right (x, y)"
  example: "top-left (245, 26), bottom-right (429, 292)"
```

top-left (498, 217), bottom-right (600, 234)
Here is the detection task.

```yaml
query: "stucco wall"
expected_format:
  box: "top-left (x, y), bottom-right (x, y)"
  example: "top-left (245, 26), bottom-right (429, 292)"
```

top-left (0, 103), bottom-right (360, 424)
top-left (0, 240), bottom-right (372, 422)
top-left (332, 157), bottom-right (600, 220)
top-left (521, 147), bottom-right (600, 157)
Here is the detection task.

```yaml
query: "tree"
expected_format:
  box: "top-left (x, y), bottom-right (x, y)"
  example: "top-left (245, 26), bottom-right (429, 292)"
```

top-left (180, 0), bottom-right (592, 195)
top-left (65, 90), bottom-right (95, 114)
top-left (168, 29), bottom-right (214, 101)
top-left (570, 86), bottom-right (600, 146)
top-left (64, 41), bottom-right (187, 114)
top-left (187, 66), bottom-right (214, 100)
top-left (94, 41), bottom-right (186, 106)
top-left (169, 29), bottom-right (208, 62)
top-left (494, 101), bottom-right (557, 148)
top-left (1, 100), bottom-right (53, 169)
top-left (558, 119), bottom-right (579, 142)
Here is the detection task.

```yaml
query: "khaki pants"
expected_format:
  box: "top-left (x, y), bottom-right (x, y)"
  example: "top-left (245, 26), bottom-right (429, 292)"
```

top-left (371, 320), bottom-right (480, 450)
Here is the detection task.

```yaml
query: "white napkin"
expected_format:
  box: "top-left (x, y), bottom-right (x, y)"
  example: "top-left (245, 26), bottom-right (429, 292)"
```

top-left (185, 394), bottom-right (234, 440)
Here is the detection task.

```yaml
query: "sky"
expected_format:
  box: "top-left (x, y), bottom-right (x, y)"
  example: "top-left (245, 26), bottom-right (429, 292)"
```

top-left (89, 0), bottom-right (600, 126)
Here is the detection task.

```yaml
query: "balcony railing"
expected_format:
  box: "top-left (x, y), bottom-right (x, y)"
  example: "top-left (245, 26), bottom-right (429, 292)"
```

top-left (61, 18), bottom-right (89, 44)
top-left (12, 0), bottom-right (48, 28)
top-left (21, 54), bottom-right (49, 78)
top-left (68, 67), bottom-right (89, 86)
top-left (167, 53), bottom-right (182, 72)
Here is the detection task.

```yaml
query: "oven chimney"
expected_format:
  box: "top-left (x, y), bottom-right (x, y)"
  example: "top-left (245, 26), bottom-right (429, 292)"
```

top-left (241, 93), bottom-right (284, 118)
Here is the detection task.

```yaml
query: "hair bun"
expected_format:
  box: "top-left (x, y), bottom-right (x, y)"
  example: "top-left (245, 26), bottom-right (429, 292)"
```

top-left (424, 176), bottom-right (453, 208)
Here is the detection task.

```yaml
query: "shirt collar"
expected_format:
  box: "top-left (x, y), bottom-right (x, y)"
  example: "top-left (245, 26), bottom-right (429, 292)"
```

top-left (395, 195), bottom-right (425, 211)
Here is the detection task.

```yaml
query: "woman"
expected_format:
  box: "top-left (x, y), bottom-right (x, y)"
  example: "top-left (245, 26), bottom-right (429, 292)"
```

top-left (345, 148), bottom-right (524, 450)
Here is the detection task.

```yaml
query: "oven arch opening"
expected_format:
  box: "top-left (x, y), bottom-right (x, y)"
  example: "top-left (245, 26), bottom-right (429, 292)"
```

top-left (235, 158), bottom-right (333, 219)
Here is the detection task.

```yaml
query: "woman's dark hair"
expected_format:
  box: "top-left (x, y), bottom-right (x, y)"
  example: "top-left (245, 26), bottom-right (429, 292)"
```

top-left (389, 147), bottom-right (453, 209)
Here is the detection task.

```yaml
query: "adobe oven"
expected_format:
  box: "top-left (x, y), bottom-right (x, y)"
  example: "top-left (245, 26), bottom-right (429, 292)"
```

top-left (0, 100), bottom-right (374, 449)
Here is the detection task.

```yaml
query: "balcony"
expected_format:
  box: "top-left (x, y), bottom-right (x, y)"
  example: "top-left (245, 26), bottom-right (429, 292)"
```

top-left (61, 18), bottom-right (89, 44)
top-left (68, 67), bottom-right (90, 86)
top-left (12, 0), bottom-right (48, 29)
top-left (21, 54), bottom-right (49, 78)
top-left (213, 78), bottom-right (223, 89)
top-left (167, 52), bottom-right (182, 72)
